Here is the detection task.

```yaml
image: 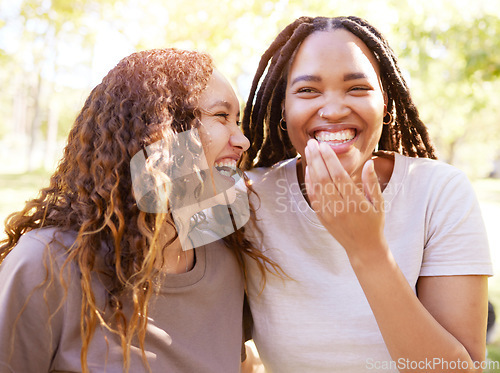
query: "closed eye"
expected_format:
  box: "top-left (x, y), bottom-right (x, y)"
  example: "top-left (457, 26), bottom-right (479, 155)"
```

top-left (295, 87), bottom-right (318, 94)
top-left (293, 87), bottom-right (321, 98)
top-left (349, 86), bottom-right (372, 96)
top-left (215, 112), bottom-right (241, 126)
top-left (213, 113), bottom-right (232, 124)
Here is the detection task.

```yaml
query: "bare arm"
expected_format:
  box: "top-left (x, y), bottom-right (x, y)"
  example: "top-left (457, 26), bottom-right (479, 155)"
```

top-left (417, 275), bottom-right (488, 367)
top-left (352, 253), bottom-right (487, 372)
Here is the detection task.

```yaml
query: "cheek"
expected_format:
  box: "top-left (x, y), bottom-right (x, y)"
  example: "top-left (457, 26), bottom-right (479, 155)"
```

top-left (370, 109), bottom-right (384, 127)
top-left (359, 98), bottom-right (385, 129)
top-left (197, 126), bottom-right (215, 164)
top-left (285, 117), bottom-right (306, 147)
top-left (366, 113), bottom-right (384, 144)
top-left (199, 125), bottom-right (231, 162)
top-left (198, 130), bottom-right (212, 152)
top-left (284, 102), bottom-right (310, 147)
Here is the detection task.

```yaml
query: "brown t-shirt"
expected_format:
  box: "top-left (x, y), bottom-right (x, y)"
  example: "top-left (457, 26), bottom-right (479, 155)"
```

top-left (0, 228), bottom-right (245, 372)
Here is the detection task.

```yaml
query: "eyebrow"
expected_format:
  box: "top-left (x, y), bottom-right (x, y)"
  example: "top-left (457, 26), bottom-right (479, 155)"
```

top-left (344, 72), bottom-right (368, 81)
top-left (291, 72), bottom-right (369, 86)
top-left (291, 75), bottom-right (321, 86)
top-left (206, 100), bottom-right (232, 110)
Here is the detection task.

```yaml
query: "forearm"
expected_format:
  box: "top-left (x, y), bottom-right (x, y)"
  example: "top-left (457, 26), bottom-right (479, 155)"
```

top-left (349, 248), bottom-right (482, 373)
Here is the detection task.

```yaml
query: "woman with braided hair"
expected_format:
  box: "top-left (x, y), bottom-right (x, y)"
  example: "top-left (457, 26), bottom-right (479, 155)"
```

top-left (0, 48), bottom-right (276, 373)
top-left (242, 16), bottom-right (492, 372)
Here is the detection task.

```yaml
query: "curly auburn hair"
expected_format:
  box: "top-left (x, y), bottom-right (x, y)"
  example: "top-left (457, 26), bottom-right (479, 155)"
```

top-left (241, 16), bottom-right (437, 170)
top-left (0, 48), bottom-right (276, 372)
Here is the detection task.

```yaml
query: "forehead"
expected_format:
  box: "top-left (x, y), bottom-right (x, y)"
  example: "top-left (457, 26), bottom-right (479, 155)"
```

top-left (198, 70), bottom-right (238, 108)
top-left (288, 29), bottom-right (381, 79)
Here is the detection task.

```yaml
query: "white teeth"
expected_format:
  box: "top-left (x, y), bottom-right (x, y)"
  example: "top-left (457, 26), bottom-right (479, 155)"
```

top-left (314, 129), bottom-right (356, 143)
top-left (214, 159), bottom-right (237, 170)
top-left (214, 159), bottom-right (238, 178)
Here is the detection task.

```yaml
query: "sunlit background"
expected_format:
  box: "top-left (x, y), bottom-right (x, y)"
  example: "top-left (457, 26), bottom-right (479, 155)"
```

top-left (1, 0), bottom-right (500, 366)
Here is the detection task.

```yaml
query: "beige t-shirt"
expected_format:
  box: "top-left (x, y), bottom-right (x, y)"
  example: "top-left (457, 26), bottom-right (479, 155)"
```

top-left (0, 228), bottom-right (245, 373)
top-left (245, 153), bottom-right (493, 373)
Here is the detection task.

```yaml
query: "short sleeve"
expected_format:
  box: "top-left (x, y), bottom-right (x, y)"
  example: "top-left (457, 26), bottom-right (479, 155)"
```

top-left (0, 233), bottom-right (66, 373)
top-left (420, 170), bottom-right (493, 276)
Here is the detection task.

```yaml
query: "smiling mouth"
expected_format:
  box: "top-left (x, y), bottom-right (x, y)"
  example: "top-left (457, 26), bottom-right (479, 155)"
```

top-left (214, 159), bottom-right (238, 179)
top-left (314, 129), bottom-right (356, 144)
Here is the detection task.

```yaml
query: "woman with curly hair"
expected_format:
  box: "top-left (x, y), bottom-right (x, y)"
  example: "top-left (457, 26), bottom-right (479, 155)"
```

top-left (0, 48), bottom-right (272, 372)
top-left (241, 16), bottom-right (492, 372)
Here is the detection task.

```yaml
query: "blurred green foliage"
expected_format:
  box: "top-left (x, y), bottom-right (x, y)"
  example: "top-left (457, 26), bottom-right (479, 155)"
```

top-left (390, 3), bottom-right (500, 170)
top-left (0, 0), bottom-right (499, 175)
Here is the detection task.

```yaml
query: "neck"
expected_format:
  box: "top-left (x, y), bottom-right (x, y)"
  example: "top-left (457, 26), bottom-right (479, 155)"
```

top-left (156, 219), bottom-right (195, 274)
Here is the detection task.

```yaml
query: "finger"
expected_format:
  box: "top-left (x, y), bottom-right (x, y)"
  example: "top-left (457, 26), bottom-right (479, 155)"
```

top-left (362, 159), bottom-right (383, 211)
top-left (305, 164), bottom-right (335, 220)
top-left (317, 141), bottom-right (356, 198)
top-left (304, 165), bottom-right (320, 211)
top-left (306, 140), bottom-right (347, 202)
top-left (305, 140), bottom-right (332, 184)
top-left (304, 143), bottom-right (332, 201)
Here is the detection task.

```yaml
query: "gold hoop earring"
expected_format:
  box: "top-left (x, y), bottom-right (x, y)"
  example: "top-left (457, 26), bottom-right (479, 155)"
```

top-left (279, 108), bottom-right (287, 131)
top-left (383, 111), bottom-right (393, 125)
top-left (279, 118), bottom-right (287, 131)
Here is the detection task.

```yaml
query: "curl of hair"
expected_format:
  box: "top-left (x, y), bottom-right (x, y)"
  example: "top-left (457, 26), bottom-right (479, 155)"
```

top-left (0, 48), bottom-right (277, 372)
top-left (241, 16), bottom-right (437, 170)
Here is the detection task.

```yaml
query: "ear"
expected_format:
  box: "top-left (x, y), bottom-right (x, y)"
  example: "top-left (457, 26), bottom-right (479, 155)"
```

top-left (382, 90), bottom-right (389, 117)
top-left (281, 100), bottom-right (286, 120)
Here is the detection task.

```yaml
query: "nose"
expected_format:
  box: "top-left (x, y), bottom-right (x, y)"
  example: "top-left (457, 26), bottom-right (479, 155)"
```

top-left (319, 97), bottom-right (350, 120)
top-left (230, 126), bottom-right (250, 152)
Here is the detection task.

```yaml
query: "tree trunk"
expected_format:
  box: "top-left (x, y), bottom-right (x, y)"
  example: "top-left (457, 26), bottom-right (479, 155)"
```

top-left (27, 72), bottom-right (43, 172)
top-left (44, 99), bottom-right (59, 171)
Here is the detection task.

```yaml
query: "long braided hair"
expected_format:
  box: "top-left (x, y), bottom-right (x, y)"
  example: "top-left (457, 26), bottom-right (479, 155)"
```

top-left (241, 16), bottom-right (437, 170)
